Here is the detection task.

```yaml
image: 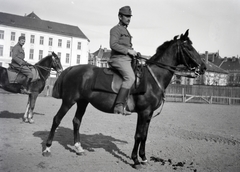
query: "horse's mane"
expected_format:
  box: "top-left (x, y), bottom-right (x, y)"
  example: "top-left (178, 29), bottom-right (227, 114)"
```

top-left (35, 54), bottom-right (51, 65)
top-left (149, 40), bottom-right (174, 61)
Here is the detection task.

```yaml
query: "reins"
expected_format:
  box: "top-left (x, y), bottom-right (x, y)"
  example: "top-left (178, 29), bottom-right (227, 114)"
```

top-left (34, 55), bottom-right (59, 80)
top-left (135, 42), bottom-right (199, 118)
top-left (34, 64), bottom-right (52, 80)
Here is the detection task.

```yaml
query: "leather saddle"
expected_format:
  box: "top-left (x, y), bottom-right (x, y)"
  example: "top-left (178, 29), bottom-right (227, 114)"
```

top-left (7, 65), bottom-right (40, 85)
top-left (92, 61), bottom-right (147, 95)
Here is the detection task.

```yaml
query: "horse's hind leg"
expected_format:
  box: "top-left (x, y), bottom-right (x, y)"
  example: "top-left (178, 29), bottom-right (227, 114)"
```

top-left (42, 100), bottom-right (74, 157)
top-left (73, 100), bottom-right (89, 155)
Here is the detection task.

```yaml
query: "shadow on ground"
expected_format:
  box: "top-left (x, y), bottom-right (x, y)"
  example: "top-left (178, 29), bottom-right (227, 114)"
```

top-left (33, 126), bottom-right (131, 164)
top-left (0, 111), bottom-right (45, 119)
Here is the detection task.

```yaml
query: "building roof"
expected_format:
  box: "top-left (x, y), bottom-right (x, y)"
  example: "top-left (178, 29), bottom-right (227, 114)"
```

top-left (219, 57), bottom-right (240, 73)
top-left (0, 11), bottom-right (89, 41)
top-left (92, 47), bottom-right (111, 60)
top-left (200, 52), bottom-right (222, 66)
top-left (201, 52), bottom-right (240, 73)
top-left (26, 12), bottom-right (41, 20)
top-left (205, 61), bottom-right (228, 74)
top-left (92, 47), bottom-right (151, 60)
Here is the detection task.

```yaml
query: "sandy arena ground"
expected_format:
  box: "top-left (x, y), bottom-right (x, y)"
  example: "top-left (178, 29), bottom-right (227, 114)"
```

top-left (0, 93), bottom-right (240, 172)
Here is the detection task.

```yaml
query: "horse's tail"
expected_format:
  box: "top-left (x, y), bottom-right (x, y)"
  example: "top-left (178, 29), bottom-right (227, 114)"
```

top-left (52, 67), bottom-right (72, 99)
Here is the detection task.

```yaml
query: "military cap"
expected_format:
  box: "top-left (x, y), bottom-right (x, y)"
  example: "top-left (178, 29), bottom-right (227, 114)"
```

top-left (18, 35), bottom-right (25, 41)
top-left (119, 6), bottom-right (132, 16)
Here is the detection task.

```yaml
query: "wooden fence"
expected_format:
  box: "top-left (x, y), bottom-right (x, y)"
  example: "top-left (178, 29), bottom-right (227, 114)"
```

top-left (165, 84), bottom-right (240, 105)
top-left (40, 78), bottom-right (240, 105)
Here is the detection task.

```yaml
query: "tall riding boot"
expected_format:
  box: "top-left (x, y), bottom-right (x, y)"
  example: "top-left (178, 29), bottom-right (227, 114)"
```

top-left (114, 87), bottom-right (131, 115)
top-left (21, 78), bottom-right (32, 94)
top-left (26, 78), bottom-right (32, 93)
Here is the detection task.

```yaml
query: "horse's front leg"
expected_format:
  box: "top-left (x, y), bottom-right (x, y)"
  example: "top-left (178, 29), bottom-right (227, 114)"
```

top-left (131, 110), bottom-right (152, 169)
top-left (27, 93), bottom-right (38, 124)
top-left (139, 112), bottom-right (152, 164)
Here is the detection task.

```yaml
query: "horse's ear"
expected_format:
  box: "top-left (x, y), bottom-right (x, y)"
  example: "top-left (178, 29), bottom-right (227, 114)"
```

top-left (173, 35), bottom-right (179, 40)
top-left (180, 34), bottom-right (183, 40)
top-left (180, 29), bottom-right (189, 41)
top-left (52, 51), bottom-right (57, 57)
top-left (184, 29), bottom-right (189, 37)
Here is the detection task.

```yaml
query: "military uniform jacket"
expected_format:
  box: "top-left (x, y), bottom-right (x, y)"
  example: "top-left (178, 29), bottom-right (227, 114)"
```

top-left (11, 43), bottom-right (26, 67)
top-left (110, 24), bottom-right (133, 58)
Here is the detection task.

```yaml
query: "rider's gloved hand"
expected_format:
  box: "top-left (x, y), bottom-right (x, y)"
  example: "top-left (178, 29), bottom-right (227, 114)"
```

top-left (127, 49), bottom-right (138, 57)
top-left (137, 52), bottom-right (142, 58)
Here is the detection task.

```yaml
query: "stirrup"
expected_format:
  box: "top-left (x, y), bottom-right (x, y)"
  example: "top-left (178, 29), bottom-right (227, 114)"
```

top-left (20, 88), bottom-right (31, 94)
top-left (114, 104), bottom-right (131, 116)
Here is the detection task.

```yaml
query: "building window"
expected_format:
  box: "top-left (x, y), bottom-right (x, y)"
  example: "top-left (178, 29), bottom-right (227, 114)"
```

top-left (29, 49), bottom-right (34, 59)
top-left (77, 42), bottom-right (81, 50)
top-left (58, 39), bottom-right (62, 47)
top-left (39, 50), bottom-right (43, 60)
top-left (30, 35), bottom-right (35, 44)
top-left (76, 55), bottom-right (80, 64)
top-left (11, 32), bottom-right (15, 41)
top-left (66, 40), bottom-right (70, 48)
top-left (0, 30), bottom-right (4, 39)
top-left (57, 52), bottom-right (61, 61)
top-left (40, 36), bottom-right (44, 45)
top-left (66, 53), bottom-right (70, 63)
top-left (0, 45), bottom-right (3, 56)
top-left (49, 38), bottom-right (53, 46)
top-left (10, 46), bottom-right (13, 57)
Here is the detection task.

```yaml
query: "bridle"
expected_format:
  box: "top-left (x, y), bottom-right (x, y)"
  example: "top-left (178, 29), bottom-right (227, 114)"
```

top-left (145, 41), bottom-right (201, 77)
top-left (35, 55), bottom-right (61, 80)
top-left (136, 40), bottom-right (202, 118)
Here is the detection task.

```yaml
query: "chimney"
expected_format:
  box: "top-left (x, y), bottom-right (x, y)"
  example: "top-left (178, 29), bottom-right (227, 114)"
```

top-left (205, 51), bottom-right (208, 64)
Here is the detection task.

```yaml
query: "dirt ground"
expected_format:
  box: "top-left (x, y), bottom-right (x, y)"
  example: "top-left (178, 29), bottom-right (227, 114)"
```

top-left (0, 93), bottom-right (240, 172)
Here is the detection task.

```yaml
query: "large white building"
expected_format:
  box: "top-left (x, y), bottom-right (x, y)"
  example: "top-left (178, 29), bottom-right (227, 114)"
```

top-left (0, 11), bottom-right (89, 70)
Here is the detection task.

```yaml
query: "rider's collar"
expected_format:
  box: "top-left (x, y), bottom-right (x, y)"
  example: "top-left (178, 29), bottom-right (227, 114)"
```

top-left (118, 23), bottom-right (128, 28)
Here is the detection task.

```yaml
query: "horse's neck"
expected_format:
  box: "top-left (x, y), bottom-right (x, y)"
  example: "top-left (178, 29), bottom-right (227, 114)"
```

top-left (150, 48), bottom-right (178, 89)
top-left (36, 57), bottom-right (52, 80)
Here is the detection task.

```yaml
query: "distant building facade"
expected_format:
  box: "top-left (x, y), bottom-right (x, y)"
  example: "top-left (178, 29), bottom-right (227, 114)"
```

top-left (89, 47), bottom-right (110, 68)
top-left (201, 51), bottom-right (240, 86)
top-left (0, 11), bottom-right (89, 71)
top-left (89, 47), bottom-right (150, 68)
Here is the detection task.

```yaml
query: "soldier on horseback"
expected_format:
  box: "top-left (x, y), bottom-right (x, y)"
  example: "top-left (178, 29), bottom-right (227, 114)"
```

top-left (108, 6), bottom-right (138, 115)
top-left (10, 35), bottom-right (33, 94)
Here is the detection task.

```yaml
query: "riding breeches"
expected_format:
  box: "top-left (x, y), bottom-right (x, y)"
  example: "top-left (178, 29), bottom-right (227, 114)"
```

top-left (16, 65), bottom-right (33, 79)
top-left (108, 56), bottom-right (135, 89)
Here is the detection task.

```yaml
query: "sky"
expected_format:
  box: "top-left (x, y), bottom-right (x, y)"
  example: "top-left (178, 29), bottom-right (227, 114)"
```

top-left (0, 0), bottom-right (240, 57)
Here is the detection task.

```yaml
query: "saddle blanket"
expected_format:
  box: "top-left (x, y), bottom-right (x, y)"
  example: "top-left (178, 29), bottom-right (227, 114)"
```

top-left (92, 67), bottom-right (147, 95)
top-left (7, 67), bottom-right (40, 84)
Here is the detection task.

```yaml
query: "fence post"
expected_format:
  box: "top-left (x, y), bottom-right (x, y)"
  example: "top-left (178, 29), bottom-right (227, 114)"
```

top-left (182, 87), bottom-right (185, 102)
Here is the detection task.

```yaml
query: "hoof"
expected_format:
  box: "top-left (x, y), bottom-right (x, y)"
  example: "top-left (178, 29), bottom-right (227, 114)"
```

top-left (23, 118), bottom-right (29, 123)
top-left (28, 118), bottom-right (34, 124)
top-left (141, 160), bottom-right (148, 165)
top-left (75, 142), bottom-right (85, 155)
top-left (132, 163), bottom-right (142, 170)
top-left (42, 151), bottom-right (52, 157)
top-left (76, 152), bottom-right (86, 156)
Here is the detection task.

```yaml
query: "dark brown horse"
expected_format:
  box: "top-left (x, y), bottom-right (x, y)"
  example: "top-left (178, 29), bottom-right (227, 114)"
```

top-left (0, 52), bottom-right (63, 123)
top-left (42, 30), bottom-right (206, 168)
